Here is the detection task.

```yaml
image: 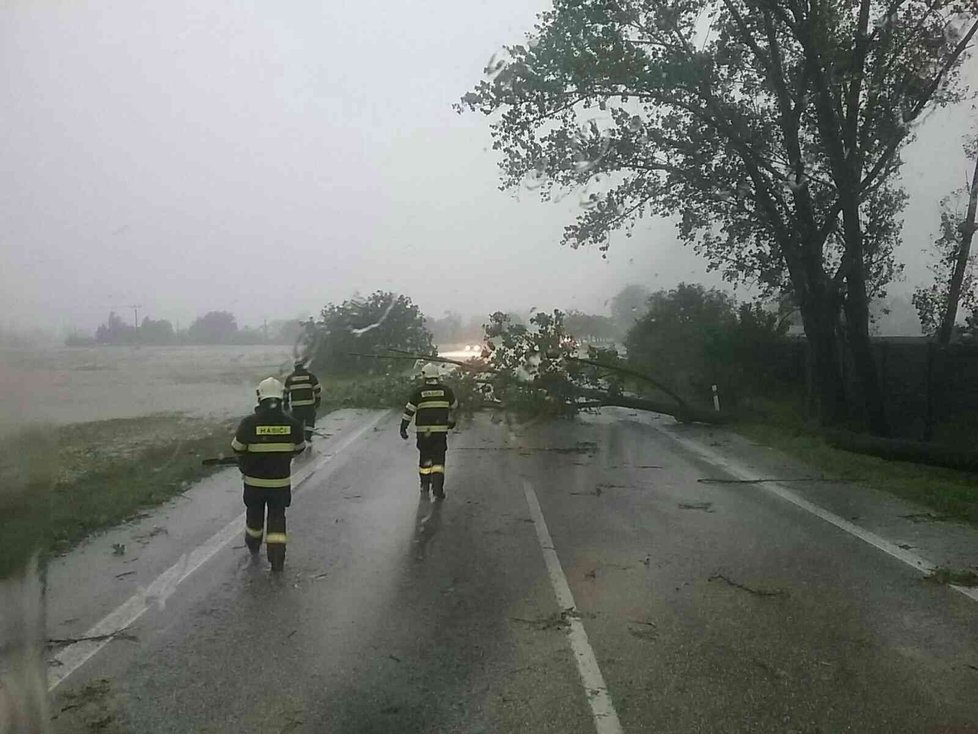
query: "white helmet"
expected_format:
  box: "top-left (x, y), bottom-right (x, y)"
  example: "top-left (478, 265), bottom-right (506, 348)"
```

top-left (421, 363), bottom-right (440, 380)
top-left (256, 377), bottom-right (285, 402)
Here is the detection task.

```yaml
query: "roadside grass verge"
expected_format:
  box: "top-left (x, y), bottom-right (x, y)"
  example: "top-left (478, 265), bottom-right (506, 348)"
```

top-left (0, 372), bottom-right (425, 572)
top-left (735, 398), bottom-right (978, 527)
top-left (47, 414), bottom-right (239, 556)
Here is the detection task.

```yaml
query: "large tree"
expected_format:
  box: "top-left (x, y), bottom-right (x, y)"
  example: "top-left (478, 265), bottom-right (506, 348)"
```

top-left (312, 291), bottom-right (435, 374)
top-left (460, 0), bottom-right (978, 434)
top-left (187, 311), bottom-right (238, 345)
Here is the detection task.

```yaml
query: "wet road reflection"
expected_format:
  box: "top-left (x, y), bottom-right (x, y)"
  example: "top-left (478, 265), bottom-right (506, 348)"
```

top-left (412, 494), bottom-right (444, 562)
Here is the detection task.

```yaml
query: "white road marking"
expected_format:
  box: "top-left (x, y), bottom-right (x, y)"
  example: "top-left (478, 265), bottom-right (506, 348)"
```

top-left (523, 480), bottom-right (625, 734)
top-left (654, 425), bottom-right (978, 605)
top-left (48, 410), bottom-right (391, 691)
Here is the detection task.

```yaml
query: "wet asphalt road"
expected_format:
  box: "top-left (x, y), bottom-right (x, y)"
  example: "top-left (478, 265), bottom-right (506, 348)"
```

top-left (50, 411), bottom-right (978, 733)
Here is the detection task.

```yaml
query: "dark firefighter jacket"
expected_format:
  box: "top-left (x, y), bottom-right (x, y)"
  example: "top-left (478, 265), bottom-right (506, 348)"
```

top-left (402, 381), bottom-right (458, 434)
top-left (231, 404), bottom-right (305, 489)
top-left (285, 367), bottom-right (322, 410)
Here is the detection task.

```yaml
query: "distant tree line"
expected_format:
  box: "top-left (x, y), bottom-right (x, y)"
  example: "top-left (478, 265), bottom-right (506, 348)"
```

top-left (66, 311), bottom-right (307, 347)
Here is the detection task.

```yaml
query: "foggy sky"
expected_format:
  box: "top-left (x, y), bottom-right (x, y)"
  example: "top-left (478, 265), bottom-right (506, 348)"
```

top-left (1, 1), bottom-right (976, 334)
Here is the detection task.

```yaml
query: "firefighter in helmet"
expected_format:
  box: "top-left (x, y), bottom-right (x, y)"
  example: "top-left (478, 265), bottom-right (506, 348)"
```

top-left (231, 377), bottom-right (305, 571)
top-left (285, 359), bottom-right (322, 447)
top-left (400, 363), bottom-right (458, 500)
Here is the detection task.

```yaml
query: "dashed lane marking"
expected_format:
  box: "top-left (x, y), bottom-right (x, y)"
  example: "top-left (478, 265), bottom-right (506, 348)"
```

top-left (523, 479), bottom-right (625, 734)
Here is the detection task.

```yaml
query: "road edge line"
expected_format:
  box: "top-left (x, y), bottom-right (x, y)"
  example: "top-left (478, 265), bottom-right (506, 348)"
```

top-left (650, 423), bottom-right (978, 605)
top-left (47, 410), bottom-right (392, 691)
top-left (522, 479), bottom-right (625, 734)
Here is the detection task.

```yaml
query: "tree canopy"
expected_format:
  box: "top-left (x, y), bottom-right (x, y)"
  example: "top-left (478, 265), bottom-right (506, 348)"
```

top-left (187, 311), bottom-right (238, 345)
top-left (311, 291), bottom-right (436, 374)
top-left (460, 0), bottom-right (978, 434)
top-left (625, 283), bottom-right (788, 399)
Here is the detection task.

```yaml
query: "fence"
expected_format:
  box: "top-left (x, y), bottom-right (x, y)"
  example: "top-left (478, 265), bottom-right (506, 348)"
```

top-left (765, 337), bottom-right (978, 443)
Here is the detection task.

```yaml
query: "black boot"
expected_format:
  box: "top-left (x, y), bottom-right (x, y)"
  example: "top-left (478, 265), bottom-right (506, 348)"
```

top-left (245, 530), bottom-right (262, 555)
top-left (432, 473), bottom-right (445, 500)
top-left (267, 543), bottom-right (285, 572)
top-left (420, 473), bottom-right (431, 496)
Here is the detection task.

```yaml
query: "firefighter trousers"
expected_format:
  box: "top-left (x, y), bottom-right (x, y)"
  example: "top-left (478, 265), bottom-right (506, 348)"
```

top-left (243, 486), bottom-right (291, 569)
top-left (292, 406), bottom-right (317, 443)
top-left (416, 433), bottom-right (447, 493)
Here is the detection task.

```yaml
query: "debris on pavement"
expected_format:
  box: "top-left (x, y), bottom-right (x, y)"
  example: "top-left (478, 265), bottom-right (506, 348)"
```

top-left (132, 525), bottom-right (168, 544)
top-left (708, 573), bottom-right (789, 598)
top-left (628, 620), bottom-right (659, 642)
top-left (922, 567), bottom-right (978, 587)
top-left (511, 607), bottom-right (591, 632)
top-left (111, 543), bottom-right (126, 555)
top-left (678, 502), bottom-right (714, 512)
top-left (47, 630), bottom-right (138, 649)
top-left (697, 477), bottom-right (833, 485)
top-left (901, 512), bottom-right (954, 524)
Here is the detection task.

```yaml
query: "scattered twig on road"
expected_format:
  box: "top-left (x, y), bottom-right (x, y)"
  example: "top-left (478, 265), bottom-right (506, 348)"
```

top-left (708, 574), bottom-right (788, 598)
top-left (922, 567), bottom-right (978, 587)
top-left (584, 563), bottom-right (633, 580)
top-left (628, 620), bottom-right (659, 642)
top-left (388, 654), bottom-right (402, 663)
top-left (678, 502), bottom-right (714, 512)
top-left (568, 487), bottom-right (603, 497)
top-left (114, 571), bottom-right (136, 579)
top-left (512, 608), bottom-right (587, 631)
top-left (967, 664), bottom-right (978, 672)
top-left (901, 512), bottom-right (954, 524)
top-left (697, 477), bottom-right (852, 485)
top-left (132, 525), bottom-right (168, 543)
top-left (47, 631), bottom-right (138, 649)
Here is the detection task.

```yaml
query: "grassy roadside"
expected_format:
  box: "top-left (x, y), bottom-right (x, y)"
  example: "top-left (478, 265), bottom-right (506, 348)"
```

top-left (0, 374), bottom-right (409, 571)
top-left (734, 400), bottom-right (978, 527)
top-left (48, 415), bottom-right (239, 557)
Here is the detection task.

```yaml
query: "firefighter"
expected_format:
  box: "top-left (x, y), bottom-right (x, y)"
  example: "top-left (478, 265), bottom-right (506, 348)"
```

top-left (231, 377), bottom-right (305, 571)
top-left (285, 359), bottom-right (322, 446)
top-left (399, 363), bottom-right (458, 500)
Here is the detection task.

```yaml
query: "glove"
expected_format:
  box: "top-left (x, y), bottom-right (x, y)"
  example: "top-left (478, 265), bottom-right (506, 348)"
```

top-left (447, 420), bottom-right (456, 430)
top-left (399, 424), bottom-right (409, 440)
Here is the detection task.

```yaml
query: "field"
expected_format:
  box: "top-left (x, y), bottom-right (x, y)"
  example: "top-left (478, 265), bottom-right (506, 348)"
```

top-left (0, 345), bottom-right (291, 567)
top-left (0, 344), bottom-right (290, 430)
top-left (0, 345), bottom-right (414, 565)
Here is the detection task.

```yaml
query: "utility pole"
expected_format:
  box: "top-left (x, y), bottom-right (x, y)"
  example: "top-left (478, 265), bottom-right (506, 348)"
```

top-left (126, 304), bottom-right (143, 328)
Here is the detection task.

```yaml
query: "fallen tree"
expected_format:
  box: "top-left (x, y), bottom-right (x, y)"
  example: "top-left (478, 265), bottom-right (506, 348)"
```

top-left (351, 309), bottom-right (726, 425)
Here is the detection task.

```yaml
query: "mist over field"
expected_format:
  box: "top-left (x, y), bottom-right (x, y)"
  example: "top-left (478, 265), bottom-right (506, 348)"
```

top-left (0, 0), bottom-right (974, 342)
